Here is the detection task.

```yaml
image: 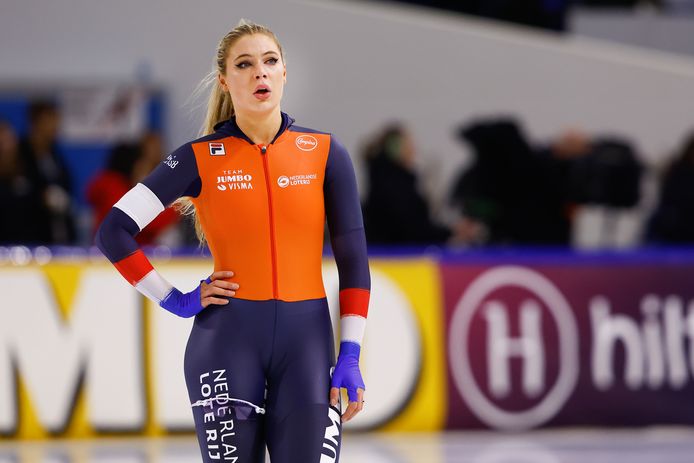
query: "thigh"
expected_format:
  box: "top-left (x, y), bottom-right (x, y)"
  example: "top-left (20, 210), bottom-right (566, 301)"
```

top-left (265, 299), bottom-right (340, 463)
top-left (184, 300), bottom-right (274, 463)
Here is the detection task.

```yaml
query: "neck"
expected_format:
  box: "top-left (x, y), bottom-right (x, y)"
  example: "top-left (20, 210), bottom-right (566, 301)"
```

top-left (235, 108), bottom-right (283, 146)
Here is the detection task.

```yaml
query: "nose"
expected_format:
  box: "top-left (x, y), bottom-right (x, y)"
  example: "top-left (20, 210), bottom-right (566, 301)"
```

top-left (255, 67), bottom-right (267, 79)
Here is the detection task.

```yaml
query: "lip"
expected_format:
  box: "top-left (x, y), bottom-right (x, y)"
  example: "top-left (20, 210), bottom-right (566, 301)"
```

top-left (253, 84), bottom-right (271, 101)
top-left (254, 84), bottom-right (271, 93)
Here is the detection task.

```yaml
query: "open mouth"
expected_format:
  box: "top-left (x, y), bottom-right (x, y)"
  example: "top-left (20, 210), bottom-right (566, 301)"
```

top-left (254, 88), bottom-right (270, 95)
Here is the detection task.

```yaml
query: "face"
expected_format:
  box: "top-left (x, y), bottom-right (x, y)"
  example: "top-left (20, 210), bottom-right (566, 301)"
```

top-left (219, 33), bottom-right (286, 117)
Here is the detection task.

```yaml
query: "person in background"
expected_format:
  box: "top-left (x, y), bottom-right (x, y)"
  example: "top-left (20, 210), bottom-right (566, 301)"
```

top-left (0, 120), bottom-right (46, 243)
top-left (450, 119), bottom-right (585, 246)
top-left (86, 134), bottom-right (179, 245)
top-left (18, 99), bottom-right (75, 244)
top-left (362, 123), bottom-right (478, 245)
top-left (646, 131), bottom-right (694, 243)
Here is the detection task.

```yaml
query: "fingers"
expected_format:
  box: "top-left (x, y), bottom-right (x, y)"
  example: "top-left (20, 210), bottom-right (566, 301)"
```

top-left (210, 280), bottom-right (239, 291)
top-left (201, 271), bottom-right (239, 304)
top-left (201, 297), bottom-right (229, 308)
top-left (330, 387), bottom-right (340, 407)
top-left (341, 388), bottom-right (365, 423)
top-left (356, 388), bottom-right (364, 413)
top-left (209, 271), bottom-right (234, 281)
top-left (202, 284), bottom-right (235, 298)
top-left (342, 401), bottom-right (359, 423)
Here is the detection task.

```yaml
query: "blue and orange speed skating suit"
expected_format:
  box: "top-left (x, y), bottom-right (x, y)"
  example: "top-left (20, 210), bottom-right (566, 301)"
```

top-left (96, 112), bottom-right (370, 463)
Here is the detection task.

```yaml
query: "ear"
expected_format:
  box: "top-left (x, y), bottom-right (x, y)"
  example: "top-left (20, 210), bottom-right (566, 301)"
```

top-left (218, 73), bottom-right (228, 92)
top-left (283, 65), bottom-right (287, 84)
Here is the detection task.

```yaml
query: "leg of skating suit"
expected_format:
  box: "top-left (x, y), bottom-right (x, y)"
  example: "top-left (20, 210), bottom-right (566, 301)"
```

top-left (265, 298), bottom-right (342, 463)
top-left (184, 299), bottom-right (275, 463)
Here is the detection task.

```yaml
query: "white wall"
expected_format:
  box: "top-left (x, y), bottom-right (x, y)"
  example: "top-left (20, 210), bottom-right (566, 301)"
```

top-left (572, 8), bottom-right (694, 59)
top-left (2, 0), bottom-right (694, 216)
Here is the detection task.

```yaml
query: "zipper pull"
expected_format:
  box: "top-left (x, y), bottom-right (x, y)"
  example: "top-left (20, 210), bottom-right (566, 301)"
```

top-left (260, 145), bottom-right (267, 155)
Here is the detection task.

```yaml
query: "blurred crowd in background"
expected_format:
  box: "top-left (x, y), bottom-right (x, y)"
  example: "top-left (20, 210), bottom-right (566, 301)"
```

top-left (1, 0), bottom-right (692, 252)
top-left (1, 98), bottom-right (694, 250)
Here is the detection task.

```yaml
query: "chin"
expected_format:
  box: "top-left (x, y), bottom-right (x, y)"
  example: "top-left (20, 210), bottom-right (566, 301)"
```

top-left (246, 101), bottom-right (281, 116)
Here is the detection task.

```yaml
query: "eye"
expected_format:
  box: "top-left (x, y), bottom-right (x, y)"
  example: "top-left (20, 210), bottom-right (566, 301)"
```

top-left (266, 57), bottom-right (278, 65)
top-left (235, 61), bottom-right (251, 69)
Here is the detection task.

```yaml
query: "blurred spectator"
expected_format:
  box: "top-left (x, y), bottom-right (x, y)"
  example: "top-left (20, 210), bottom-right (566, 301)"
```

top-left (362, 124), bottom-right (476, 245)
top-left (566, 136), bottom-right (642, 208)
top-left (646, 131), bottom-right (694, 243)
top-left (0, 120), bottom-right (47, 244)
top-left (17, 99), bottom-right (76, 244)
top-left (133, 132), bottom-right (165, 184)
top-left (450, 119), bottom-right (584, 245)
top-left (86, 134), bottom-right (179, 245)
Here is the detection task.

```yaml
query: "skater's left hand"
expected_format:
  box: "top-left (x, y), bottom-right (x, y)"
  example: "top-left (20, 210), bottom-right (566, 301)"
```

top-left (330, 341), bottom-right (365, 423)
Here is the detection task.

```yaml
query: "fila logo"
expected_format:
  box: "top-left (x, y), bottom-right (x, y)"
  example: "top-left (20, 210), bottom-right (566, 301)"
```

top-left (209, 142), bottom-right (226, 156)
top-left (295, 135), bottom-right (318, 151)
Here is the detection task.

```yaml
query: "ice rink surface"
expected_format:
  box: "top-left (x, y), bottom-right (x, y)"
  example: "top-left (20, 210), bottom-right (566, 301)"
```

top-left (1, 428), bottom-right (693, 463)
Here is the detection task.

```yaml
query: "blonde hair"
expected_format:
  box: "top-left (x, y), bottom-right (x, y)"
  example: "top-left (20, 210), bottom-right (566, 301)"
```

top-left (176, 19), bottom-right (285, 244)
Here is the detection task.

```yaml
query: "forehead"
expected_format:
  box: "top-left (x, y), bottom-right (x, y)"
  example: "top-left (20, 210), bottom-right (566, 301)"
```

top-left (229, 33), bottom-right (280, 59)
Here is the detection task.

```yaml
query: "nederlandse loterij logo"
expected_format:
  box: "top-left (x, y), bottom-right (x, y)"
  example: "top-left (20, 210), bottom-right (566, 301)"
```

top-left (448, 266), bottom-right (579, 431)
top-left (277, 173), bottom-right (317, 188)
top-left (209, 142), bottom-right (226, 156)
top-left (216, 170), bottom-right (253, 191)
top-left (320, 406), bottom-right (341, 462)
top-left (295, 135), bottom-right (318, 151)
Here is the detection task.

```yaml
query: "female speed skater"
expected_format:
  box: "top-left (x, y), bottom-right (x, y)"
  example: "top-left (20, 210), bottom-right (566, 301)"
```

top-left (96, 19), bottom-right (370, 463)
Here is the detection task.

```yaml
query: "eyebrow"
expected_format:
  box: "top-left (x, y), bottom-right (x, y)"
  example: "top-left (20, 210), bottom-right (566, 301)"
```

top-left (234, 51), bottom-right (279, 61)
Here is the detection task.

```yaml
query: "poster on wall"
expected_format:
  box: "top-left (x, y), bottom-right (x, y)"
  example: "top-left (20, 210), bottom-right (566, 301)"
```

top-left (59, 85), bottom-right (148, 143)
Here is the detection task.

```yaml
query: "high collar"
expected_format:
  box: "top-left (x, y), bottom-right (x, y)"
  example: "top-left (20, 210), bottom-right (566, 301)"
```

top-left (213, 111), bottom-right (294, 145)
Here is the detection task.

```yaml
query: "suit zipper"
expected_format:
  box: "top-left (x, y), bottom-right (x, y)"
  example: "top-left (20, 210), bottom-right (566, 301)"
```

top-left (260, 144), bottom-right (279, 299)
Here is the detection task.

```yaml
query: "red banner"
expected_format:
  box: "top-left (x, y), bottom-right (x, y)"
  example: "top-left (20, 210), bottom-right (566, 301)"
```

top-left (442, 260), bottom-right (694, 430)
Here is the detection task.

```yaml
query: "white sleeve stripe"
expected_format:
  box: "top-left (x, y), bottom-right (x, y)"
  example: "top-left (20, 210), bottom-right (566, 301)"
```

top-left (135, 270), bottom-right (174, 304)
top-left (340, 315), bottom-right (366, 346)
top-left (340, 314), bottom-right (366, 320)
top-left (113, 183), bottom-right (165, 231)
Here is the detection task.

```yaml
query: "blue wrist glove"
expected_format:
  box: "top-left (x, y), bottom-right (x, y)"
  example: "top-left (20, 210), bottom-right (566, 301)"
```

top-left (331, 341), bottom-right (366, 402)
top-left (159, 277), bottom-right (211, 318)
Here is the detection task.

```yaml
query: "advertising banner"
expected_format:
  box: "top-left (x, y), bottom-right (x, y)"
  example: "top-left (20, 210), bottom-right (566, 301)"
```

top-left (4, 252), bottom-right (694, 439)
top-left (0, 257), bottom-right (446, 439)
top-left (442, 259), bottom-right (694, 430)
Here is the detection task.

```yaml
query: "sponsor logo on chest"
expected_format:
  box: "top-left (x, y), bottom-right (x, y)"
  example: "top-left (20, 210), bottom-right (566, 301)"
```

top-left (295, 135), bottom-right (318, 151)
top-left (209, 142), bottom-right (226, 156)
top-left (216, 169), bottom-right (254, 191)
top-left (277, 173), bottom-right (318, 188)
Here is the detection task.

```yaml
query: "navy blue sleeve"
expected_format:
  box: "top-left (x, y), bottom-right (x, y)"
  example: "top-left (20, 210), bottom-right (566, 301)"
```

top-left (96, 143), bottom-right (201, 263)
top-left (142, 143), bottom-right (202, 205)
top-left (324, 136), bottom-right (371, 291)
top-left (96, 208), bottom-right (141, 262)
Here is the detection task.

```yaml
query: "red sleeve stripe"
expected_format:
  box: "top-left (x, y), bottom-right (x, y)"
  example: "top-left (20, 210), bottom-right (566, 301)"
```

top-left (339, 288), bottom-right (370, 318)
top-left (113, 250), bottom-right (154, 286)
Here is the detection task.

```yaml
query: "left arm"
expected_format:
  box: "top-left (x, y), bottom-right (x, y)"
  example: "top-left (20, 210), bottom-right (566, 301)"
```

top-left (324, 136), bottom-right (371, 422)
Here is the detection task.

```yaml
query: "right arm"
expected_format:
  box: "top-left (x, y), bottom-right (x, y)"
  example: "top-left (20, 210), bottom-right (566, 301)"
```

top-left (95, 144), bottom-right (235, 316)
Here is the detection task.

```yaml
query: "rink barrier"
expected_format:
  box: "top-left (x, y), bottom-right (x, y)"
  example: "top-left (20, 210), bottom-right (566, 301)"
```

top-left (1, 248), bottom-right (694, 438)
